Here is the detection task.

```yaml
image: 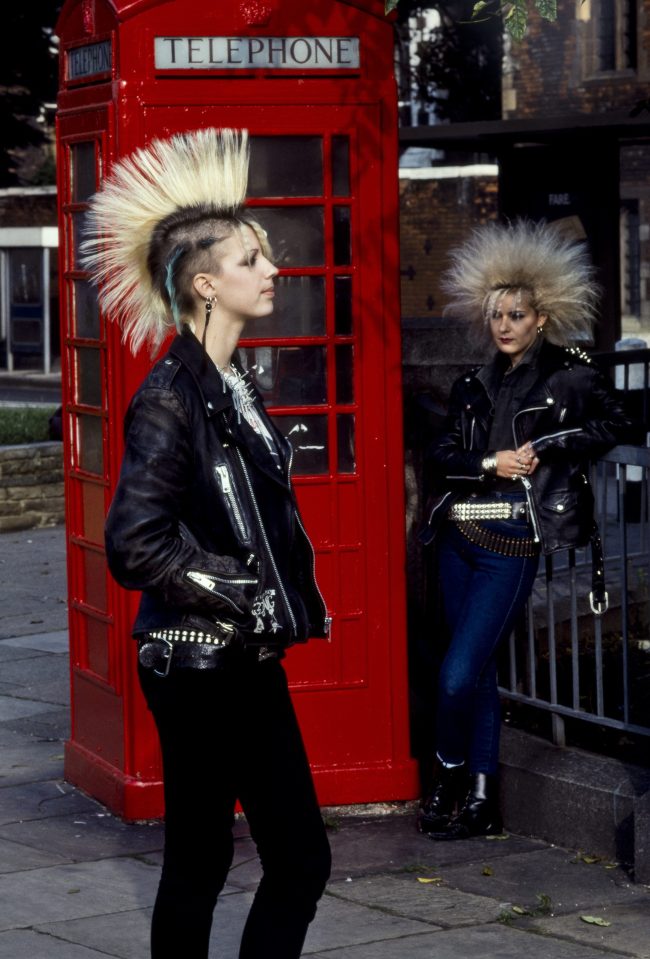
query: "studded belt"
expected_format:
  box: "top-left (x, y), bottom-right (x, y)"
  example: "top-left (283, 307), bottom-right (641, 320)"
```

top-left (138, 626), bottom-right (277, 677)
top-left (449, 500), bottom-right (528, 521)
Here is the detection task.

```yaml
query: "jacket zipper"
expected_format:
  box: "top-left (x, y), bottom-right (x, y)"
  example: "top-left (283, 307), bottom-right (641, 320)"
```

top-left (215, 463), bottom-right (248, 540)
top-left (235, 447), bottom-right (298, 635)
top-left (511, 406), bottom-right (547, 545)
top-left (519, 476), bottom-right (541, 544)
top-left (427, 490), bottom-right (454, 525)
top-left (184, 568), bottom-right (255, 615)
top-left (286, 445), bottom-right (330, 636)
top-left (533, 427), bottom-right (581, 445)
top-left (512, 404), bottom-right (547, 446)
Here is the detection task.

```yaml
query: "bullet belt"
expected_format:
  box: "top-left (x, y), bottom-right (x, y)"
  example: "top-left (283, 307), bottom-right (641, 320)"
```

top-left (452, 519), bottom-right (538, 558)
top-left (449, 500), bottom-right (528, 521)
top-left (138, 626), bottom-right (277, 677)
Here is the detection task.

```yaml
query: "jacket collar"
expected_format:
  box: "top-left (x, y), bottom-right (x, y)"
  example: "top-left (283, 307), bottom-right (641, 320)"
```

top-left (168, 329), bottom-right (233, 418)
top-left (168, 330), bottom-right (292, 486)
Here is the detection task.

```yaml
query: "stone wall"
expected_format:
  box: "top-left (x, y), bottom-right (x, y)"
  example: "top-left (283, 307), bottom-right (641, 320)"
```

top-left (0, 442), bottom-right (64, 532)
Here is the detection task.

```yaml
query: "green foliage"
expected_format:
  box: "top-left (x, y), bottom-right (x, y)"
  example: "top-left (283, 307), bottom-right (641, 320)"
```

top-left (389, 1), bottom-right (559, 40)
top-left (1, 2), bottom-right (62, 186)
top-left (503, 0), bottom-right (529, 42)
top-left (471, 0), bottom-right (558, 39)
top-left (535, 0), bottom-right (558, 21)
top-left (0, 406), bottom-right (58, 445)
top-left (413, 3), bottom-right (502, 123)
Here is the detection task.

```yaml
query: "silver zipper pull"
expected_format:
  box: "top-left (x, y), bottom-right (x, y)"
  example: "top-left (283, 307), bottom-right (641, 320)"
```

top-left (215, 464), bottom-right (232, 494)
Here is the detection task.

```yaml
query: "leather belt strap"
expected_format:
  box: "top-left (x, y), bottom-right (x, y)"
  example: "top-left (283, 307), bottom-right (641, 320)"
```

top-left (589, 522), bottom-right (608, 615)
top-left (138, 627), bottom-right (278, 677)
top-left (148, 626), bottom-right (236, 646)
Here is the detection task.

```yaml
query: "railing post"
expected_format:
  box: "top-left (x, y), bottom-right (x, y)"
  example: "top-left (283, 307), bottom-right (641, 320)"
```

top-left (551, 713), bottom-right (566, 747)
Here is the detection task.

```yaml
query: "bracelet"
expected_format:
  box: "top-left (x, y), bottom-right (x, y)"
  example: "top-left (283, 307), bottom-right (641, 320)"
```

top-left (480, 453), bottom-right (498, 475)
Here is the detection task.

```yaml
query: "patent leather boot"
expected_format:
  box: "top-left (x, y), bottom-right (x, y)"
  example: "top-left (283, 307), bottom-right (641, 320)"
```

top-left (417, 763), bottom-right (467, 834)
top-left (428, 773), bottom-right (503, 840)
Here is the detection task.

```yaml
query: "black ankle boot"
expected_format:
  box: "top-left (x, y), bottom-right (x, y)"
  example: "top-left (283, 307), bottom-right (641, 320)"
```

top-left (418, 763), bottom-right (467, 834)
top-left (427, 772), bottom-right (503, 841)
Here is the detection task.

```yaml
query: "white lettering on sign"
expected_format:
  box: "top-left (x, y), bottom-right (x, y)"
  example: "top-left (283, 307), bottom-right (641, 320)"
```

top-left (154, 36), bottom-right (360, 70)
top-left (67, 41), bottom-right (112, 80)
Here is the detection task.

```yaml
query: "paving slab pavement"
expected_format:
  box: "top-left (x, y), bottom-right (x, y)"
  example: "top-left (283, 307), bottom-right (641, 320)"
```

top-left (0, 524), bottom-right (649, 958)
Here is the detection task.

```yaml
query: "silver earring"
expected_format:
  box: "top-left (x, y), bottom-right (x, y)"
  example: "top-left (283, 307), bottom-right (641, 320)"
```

top-left (203, 296), bottom-right (217, 350)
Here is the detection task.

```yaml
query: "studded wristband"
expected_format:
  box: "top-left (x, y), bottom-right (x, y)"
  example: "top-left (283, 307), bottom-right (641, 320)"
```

top-left (480, 453), bottom-right (498, 475)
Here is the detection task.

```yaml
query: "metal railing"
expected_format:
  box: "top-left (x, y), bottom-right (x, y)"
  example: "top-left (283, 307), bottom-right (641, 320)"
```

top-left (499, 444), bottom-right (650, 747)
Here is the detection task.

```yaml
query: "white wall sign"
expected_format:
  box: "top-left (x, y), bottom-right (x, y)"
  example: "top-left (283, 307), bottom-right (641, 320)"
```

top-left (154, 36), bottom-right (360, 70)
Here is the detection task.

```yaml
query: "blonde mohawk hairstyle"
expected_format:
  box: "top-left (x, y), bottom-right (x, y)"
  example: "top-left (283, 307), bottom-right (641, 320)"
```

top-left (82, 128), bottom-right (250, 354)
top-left (441, 219), bottom-right (600, 346)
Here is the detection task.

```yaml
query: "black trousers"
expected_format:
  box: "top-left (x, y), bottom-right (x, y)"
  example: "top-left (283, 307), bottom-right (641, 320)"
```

top-left (139, 651), bottom-right (331, 959)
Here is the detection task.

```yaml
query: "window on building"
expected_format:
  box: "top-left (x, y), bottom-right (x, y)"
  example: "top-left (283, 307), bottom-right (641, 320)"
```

top-left (596, 0), bottom-right (637, 72)
top-left (620, 199), bottom-right (641, 327)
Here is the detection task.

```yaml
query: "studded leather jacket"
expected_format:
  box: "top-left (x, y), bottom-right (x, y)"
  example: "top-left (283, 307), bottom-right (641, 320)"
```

top-left (105, 330), bottom-right (330, 647)
top-left (421, 341), bottom-right (637, 555)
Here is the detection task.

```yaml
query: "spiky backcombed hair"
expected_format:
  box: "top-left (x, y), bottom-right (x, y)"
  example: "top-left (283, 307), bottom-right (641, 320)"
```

top-left (81, 128), bottom-right (250, 354)
top-left (441, 219), bottom-right (600, 346)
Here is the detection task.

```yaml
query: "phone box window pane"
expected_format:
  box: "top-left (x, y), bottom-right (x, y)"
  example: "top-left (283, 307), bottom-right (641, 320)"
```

top-left (332, 136), bottom-right (350, 196)
top-left (273, 415), bottom-right (329, 475)
top-left (240, 276), bottom-right (325, 339)
top-left (333, 207), bottom-right (351, 266)
top-left (249, 137), bottom-right (323, 197)
top-left (82, 481), bottom-right (105, 544)
top-left (336, 344), bottom-right (354, 404)
top-left (337, 414), bottom-right (356, 474)
top-left (253, 207), bottom-right (324, 267)
top-left (334, 276), bottom-right (353, 334)
top-left (72, 211), bottom-right (88, 269)
top-left (86, 615), bottom-right (109, 680)
top-left (83, 548), bottom-right (107, 612)
top-left (71, 142), bottom-right (96, 203)
top-left (77, 414), bottom-right (104, 475)
top-left (241, 345), bottom-right (327, 406)
top-left (76, 347), bottom-right (102, 407)
top-left (74, 281), bottom-right (100, 339)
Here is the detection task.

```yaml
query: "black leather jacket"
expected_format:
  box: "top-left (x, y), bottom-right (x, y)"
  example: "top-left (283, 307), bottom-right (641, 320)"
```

top-left (421, 341), bottom-right (637, 555)
top-left (105, 331), bottom-right (330, 647)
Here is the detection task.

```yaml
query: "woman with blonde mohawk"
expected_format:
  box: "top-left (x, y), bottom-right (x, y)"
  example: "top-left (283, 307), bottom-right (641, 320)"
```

top-left (418, 219), bottom-right (635, 841)
top-left (83, 128), bottom-right (331, 958)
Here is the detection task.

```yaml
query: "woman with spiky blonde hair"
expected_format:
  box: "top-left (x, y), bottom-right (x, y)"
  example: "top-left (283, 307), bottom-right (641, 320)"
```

top-left (417, 219), bottom-right (634, 842)
top-left (83, 129), bottom-right (331, 958)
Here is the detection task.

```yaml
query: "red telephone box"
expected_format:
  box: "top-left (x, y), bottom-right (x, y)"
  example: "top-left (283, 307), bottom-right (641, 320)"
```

top-left (56, 0), bottom-right (418, 818)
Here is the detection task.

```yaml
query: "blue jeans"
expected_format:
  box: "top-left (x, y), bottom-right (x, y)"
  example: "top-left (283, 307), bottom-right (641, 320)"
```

top-left (436, 503), bottom-right (539, 775)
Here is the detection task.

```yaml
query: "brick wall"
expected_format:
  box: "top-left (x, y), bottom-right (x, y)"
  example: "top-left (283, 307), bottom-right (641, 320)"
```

top-left (504, 1), bottom-right (650, 120)
top-left (399, 171), bottom-right (499, 403)
top-left (0, 443), bottom-right (64, 532)
top-left (0, 191), bottom-right (57, 228)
